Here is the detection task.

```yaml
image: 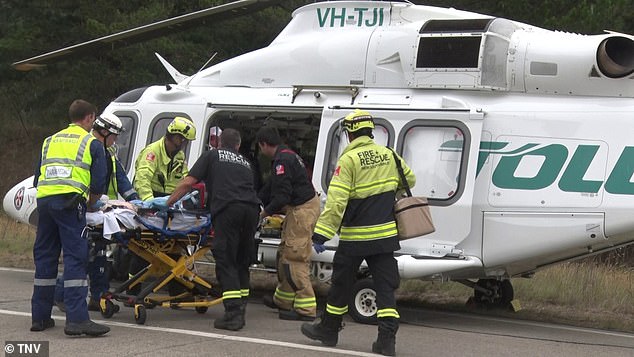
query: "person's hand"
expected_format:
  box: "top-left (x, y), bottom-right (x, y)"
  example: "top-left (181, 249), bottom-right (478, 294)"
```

top-left (313, 242), bottom-right (326, 254)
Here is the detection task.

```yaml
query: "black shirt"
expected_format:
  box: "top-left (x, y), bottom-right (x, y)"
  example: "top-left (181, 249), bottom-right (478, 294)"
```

top-left (188, 148), bottom-right (261, 217)
top-left (261, 145), bottom-right (315, 214)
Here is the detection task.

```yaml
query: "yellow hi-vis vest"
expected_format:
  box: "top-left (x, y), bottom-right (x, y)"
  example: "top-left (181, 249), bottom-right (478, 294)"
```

top-left (106, 146), bottom-right (118, 199)
top-left (36, 124), bottom-right (95, 199)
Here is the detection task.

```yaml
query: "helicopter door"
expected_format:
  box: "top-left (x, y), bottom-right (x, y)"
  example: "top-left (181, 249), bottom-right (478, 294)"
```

top-left (314, 106), bottom-right (483, 258)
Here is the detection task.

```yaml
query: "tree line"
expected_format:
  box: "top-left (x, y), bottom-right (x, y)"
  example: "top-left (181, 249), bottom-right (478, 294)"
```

top-left (0, 0), bottom-right (632, 217)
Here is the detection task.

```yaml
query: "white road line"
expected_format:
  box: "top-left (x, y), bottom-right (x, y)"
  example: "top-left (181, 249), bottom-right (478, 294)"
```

top-left (0, 309), bottom-right (375, 356)
top-left (0, 267), bottom-right (34, 273)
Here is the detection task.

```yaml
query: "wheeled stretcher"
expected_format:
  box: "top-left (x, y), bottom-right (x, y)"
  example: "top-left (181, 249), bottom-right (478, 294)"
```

top-left (87, 206), bottom-right (222, 325)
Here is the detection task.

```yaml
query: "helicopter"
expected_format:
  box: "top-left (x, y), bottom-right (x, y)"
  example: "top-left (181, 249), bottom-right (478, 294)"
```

top-left (3, 0), bottom-right (634, 323)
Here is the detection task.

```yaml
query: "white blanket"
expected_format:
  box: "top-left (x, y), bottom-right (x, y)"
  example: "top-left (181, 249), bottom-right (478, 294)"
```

top-left (86, 208), bottom-right (139, 240)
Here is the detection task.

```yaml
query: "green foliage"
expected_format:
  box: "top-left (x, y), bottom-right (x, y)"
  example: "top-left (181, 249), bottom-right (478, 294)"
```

top-left (416, 0), bottom-right (633, 33)
top-left (0, 0), bottom-right (632, 198)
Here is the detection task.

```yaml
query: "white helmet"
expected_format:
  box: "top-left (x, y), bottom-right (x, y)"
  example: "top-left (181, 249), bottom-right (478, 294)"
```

top-left (94, 113), bottom-right (124, 135)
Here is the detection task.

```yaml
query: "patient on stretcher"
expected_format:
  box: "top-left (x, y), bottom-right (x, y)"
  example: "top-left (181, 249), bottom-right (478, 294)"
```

top-left (86, 194), bottom-right (211, 240)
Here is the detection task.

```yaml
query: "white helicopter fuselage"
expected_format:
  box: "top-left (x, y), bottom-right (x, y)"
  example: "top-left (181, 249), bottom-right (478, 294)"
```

top-left (4, 1), bottom-right (634, 284)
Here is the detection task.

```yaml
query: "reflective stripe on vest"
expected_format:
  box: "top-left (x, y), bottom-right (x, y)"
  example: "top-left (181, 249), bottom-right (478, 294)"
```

top-left (36, 124), bottom-right (94, 199)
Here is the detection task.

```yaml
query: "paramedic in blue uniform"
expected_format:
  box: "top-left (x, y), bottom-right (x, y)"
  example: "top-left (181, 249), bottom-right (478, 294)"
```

top-left (168, 128), bottom-right (261, 331)
top-left (31, 99), bottom-right (110, 336)
top-left (88, 114), bottom-right (139, 309)
top-left (54, 113), bottom-right (139, 312)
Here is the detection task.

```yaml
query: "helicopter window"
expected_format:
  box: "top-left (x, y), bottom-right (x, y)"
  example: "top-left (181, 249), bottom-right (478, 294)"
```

top-left (112, 114), bottom-right (136, 171)
top-left (481, 34), bottom-right (510, 87)
top-left (148, 115), bottom-right (192, 158)
top-left (401, 125), bottom-right (464, 201)
top-left (113, 86), bottom-right (148, 103)
top-left (416, 36), bottom-right (482, 68)
top-left (481, 19), bottom-right (519, 88)
top-left (419, 19), bottom-right (493, 33)
top-left (324, 120), bottom-right (391, 190)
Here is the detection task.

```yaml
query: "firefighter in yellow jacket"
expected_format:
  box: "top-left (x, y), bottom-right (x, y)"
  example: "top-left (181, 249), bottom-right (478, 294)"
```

top-left (301, 110), bottom-right (415, 356)
top-left (133, 116), bottom-right (196, 200)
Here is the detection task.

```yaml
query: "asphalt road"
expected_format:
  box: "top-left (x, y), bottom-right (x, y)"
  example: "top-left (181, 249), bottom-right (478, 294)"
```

top-left (1, 267), bottom-right (633, 357)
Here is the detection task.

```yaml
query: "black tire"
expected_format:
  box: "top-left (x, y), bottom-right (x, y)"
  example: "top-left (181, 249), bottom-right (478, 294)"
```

top-left (195, 306), bottom-right (208, 314)
top-left (473, 279), bottom-right (514, 307)
top-left (134, 305), bottom-right (147, 325)
top-left (348, 278), bottom-right (378, 325)
top-left (101, 299), bottom-right (116, 319)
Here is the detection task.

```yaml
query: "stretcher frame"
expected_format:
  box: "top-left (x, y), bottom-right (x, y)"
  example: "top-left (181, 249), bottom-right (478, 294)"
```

top-left (96, 210), bottom-right (223, 325)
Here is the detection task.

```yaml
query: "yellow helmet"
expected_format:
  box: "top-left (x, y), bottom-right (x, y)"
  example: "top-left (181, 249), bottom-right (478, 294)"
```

top-left (342, 109), bottom-right (374, 132)
top-left (167, 116), bottom-right (196, 140)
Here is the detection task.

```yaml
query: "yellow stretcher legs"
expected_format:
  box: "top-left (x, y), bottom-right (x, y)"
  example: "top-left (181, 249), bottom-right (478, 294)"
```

top-left (99, 231), bottom-right (223, 325)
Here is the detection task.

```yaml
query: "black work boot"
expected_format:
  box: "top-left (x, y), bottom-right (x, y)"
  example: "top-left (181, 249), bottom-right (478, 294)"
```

top-left (30, 318), bottom-right (55, 332)
top-left (64, 320), bottom-right (110, 337)
top-left (239, 300), bottom-right (248, 329)
top-left (300, 312), bottom-right (342, 347)
top-left (372, 331), bottom-right (396, 356)
top-left (262, 294), bottom-right (277, 310)
top-left (372, 324), bottom-right (398, 356)
top-left (214, 308), bottom-right (244, 331)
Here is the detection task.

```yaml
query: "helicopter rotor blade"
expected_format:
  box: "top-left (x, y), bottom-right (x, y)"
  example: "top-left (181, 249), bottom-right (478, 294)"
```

top-left (12, 0), bottom-right (283, 71)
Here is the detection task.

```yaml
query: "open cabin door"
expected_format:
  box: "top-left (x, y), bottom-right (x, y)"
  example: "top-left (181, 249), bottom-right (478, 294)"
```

top-left (313, 105), bottom-right (483, 258)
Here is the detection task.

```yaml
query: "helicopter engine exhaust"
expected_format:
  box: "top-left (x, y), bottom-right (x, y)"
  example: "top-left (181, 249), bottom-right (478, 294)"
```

top-left (596, 36), bottom-right (634, 78)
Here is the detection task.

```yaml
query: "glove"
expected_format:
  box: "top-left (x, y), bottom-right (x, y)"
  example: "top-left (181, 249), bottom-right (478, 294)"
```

top-left (91, 199), bottom-right (106, 211)
top-left (129, 199), bottom-right (143, 207)
top-left (91, 194), bottom-right (109, 211)
top-left (313, 242), bottom-right (326, 254)
top-left (312, 232), bottom-right (328, 254)
top-left (149, 196), bottom-right (169, 210)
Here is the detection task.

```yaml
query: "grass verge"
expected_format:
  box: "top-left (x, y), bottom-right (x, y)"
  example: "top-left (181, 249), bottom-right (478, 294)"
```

top-left (396, 262), bottom-right (634, 332)
top-left (0, 213), bottom-right (36, 268)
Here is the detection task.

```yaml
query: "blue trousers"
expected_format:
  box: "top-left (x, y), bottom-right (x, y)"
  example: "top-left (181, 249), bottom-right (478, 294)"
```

top-left (55, 237), bottom-right (109, 303)
top-left (32, 196), bottom-right (89, 323)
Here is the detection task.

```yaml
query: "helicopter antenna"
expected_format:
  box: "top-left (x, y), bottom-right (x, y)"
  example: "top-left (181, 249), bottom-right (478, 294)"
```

top-left (183, 52), bottom-right (218, 87)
